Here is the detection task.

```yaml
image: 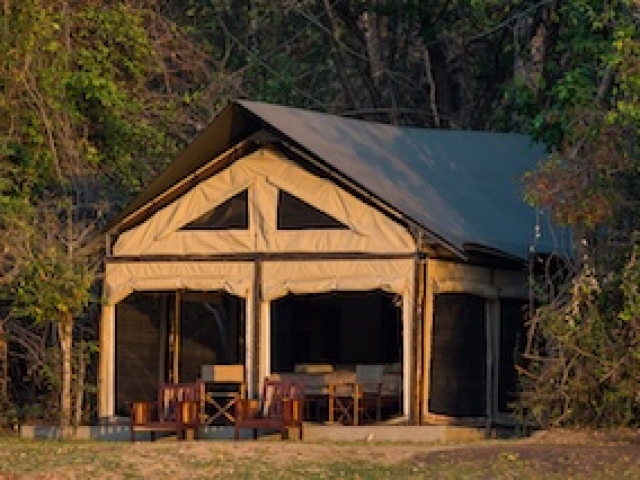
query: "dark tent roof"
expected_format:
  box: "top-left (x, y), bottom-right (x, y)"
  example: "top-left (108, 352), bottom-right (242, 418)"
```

top-left (109, 100), bottom-right (561, 260)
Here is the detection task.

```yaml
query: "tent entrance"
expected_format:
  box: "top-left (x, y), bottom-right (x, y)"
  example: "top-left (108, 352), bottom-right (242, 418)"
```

top-left (114, 290), bottom-right (244, 416)
top-left (270, 290), bottom-right (404, 422)
top-left (270, 290), bottom-right (401, 372)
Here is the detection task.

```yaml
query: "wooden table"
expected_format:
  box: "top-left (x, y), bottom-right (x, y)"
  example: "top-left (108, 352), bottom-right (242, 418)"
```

top-left (270, 372), bottom-right (398, 425)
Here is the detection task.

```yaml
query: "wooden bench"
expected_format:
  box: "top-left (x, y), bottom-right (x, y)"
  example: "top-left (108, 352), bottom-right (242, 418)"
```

top-left (130, 381), bottom-right (203, 442)
top-left (234, 378), bottom-right (306, 440)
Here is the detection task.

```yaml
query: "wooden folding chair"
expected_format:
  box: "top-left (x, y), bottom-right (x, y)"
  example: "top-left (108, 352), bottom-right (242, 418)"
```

top-left (329, 365), bottom-right (383, 426)
top-left (201, 364), bottom-right (246, 425)
top-left (355, 364), bottom-right (384, 424)
top-left (234, 378), bottom-right (306, 440)
top-left (328, 380), bottom-right (359, 425)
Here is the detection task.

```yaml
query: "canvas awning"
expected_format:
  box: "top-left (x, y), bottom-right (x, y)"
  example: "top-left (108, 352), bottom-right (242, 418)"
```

top-left (104, 261), bottom-right (254, 305)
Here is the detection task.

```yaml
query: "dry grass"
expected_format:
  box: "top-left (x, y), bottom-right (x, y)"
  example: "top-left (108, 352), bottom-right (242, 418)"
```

top-left (0, 429), bottom-right (639, 479)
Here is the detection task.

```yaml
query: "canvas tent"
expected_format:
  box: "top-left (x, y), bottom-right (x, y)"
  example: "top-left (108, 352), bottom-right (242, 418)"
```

top-left (99, 100), bottom-right (563, 425)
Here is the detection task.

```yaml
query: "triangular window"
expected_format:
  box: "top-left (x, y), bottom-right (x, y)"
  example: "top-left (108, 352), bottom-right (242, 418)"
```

top-left (277, 190), bottom-right (347, 230)
top-left (181, 190), bottom-right (249, 230)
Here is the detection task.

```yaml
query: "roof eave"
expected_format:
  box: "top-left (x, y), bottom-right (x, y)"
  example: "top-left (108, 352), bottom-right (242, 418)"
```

top-left (104, 101), bottom-right (260, 234)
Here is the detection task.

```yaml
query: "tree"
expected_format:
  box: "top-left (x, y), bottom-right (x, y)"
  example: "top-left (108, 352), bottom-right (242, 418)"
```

top-left (168, 0), bottom-right (540, 128)
top-left (8, 204), bottom-right (95, 436)
top-left (0, 0), bottom-right (209, 436)
top-left (505, 0), bottom-right (640, 427)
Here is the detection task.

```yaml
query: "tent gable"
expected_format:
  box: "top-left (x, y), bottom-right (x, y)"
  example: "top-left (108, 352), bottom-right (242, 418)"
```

top-left (112, 148), bottom-right (415, 256)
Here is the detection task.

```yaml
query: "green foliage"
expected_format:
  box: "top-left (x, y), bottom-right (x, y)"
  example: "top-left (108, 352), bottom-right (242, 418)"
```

top-left (65, 4), bottom-right (176, 193)
top-left (514, 0), bottom-right (640, 229)
top-left (0, 0), bottom-right (176, 318)
top-left (11, 249), bottom-right (92, 326)
top-left (619, 242), bottom-right (640, 331)
top-left (0, 1), bottom-right (181, 205)
top-left (521, 240), bottom-right (640, 427)
top-left (0, 0), bottom-right (205, 428)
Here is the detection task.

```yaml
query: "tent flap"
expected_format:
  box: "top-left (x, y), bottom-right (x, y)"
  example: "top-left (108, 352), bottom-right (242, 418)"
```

top-left (105, 261), bottom-right (253, 304)
top-left (261, 258), bottom-right (415, 301)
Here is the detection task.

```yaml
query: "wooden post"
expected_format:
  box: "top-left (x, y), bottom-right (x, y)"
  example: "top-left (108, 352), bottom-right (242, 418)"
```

top-left (485, 298), bottom-right (499, 436)
top-left (422, 262), bottom-right (435, 421)
top-left (158, 296), bottom-right (168, 383)
top-left (411, 255), bottom-right (421, 424)
top-left (252, 259), bottom-right (262, 397)
top-left (414, 258), bottom-right (428, 425)
top-left (172, 290), bottom-right (181, 383)
top-left (98, 304), bottom-right (116, 420)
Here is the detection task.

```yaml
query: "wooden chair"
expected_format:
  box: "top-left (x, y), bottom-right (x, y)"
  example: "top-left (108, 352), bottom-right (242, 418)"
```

top-left (355, 364), bottom-right (384, 424)
top-left (329, 365), bottom-right (383, 425)
top-left (130, 380), bottom-right (203, 442)
top-left (201, 364), bottom-right (246, 425)
top-left (234, 378), bottom-right (306, 440)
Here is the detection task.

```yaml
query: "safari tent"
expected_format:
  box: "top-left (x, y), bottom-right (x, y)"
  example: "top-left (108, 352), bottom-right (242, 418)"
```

top-left (98, 100), bottom-right (560, 426)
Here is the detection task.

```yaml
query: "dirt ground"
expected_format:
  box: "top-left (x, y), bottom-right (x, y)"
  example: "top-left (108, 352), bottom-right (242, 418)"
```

top-left (1, 428), bottom-right (640, 478)
top-left (131, 428), bottom-right (640, 478)
top-left (414, 428), bottom-right (640, 478)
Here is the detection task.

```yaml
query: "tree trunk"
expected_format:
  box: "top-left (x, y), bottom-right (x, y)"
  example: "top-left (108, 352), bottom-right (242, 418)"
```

top-left (73, 340), bottom-right (86, 429)
top-left (58, 315), bottom-right (73, 439)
